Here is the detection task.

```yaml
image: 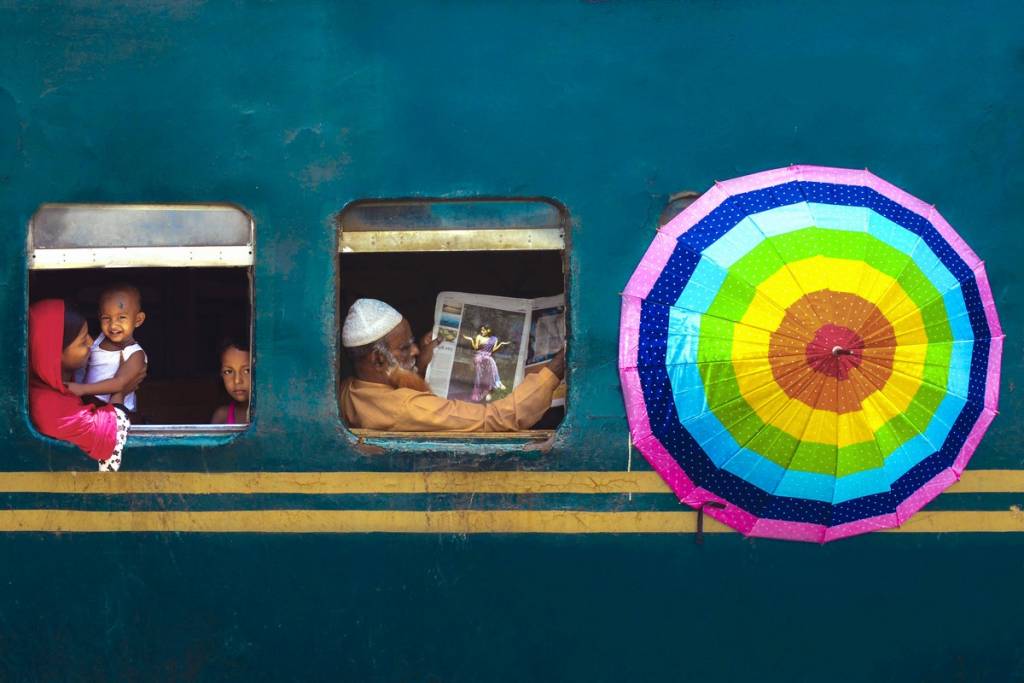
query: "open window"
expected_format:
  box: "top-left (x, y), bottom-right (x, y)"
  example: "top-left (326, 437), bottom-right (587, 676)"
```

top-left (28, 204), bottom-right (254, 435)
top-left (337, 198), bottom-right (569, 440)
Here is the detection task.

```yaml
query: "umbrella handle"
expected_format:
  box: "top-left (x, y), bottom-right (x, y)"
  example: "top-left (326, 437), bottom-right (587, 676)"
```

top-left (695, 501), bottom-right (727, 545)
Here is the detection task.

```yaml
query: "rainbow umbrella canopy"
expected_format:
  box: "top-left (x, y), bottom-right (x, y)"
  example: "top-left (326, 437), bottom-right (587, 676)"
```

top-left (619, 165), bottom-right (1003, 542)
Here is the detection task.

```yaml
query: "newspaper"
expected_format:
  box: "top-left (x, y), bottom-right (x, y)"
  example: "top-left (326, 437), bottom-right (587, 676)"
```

top-left (425, 291), bottom-right (566, 407)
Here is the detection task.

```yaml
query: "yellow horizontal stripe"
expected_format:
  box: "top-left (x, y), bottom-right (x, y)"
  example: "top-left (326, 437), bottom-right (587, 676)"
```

top-left (0, 470), bottom-right (1020, 494)
top-left (0, 471), bottom-right (654, 494)
top-left (0, 509), bottom-right (1020, 534)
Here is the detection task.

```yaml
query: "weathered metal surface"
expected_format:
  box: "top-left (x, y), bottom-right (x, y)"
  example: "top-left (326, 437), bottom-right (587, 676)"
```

top-left (339, 227), bottom-right (564, 253)
top-left (0, 468), bottom-right (1018, 495)
top-left (30, 245), bottom-right (255, 269)
top-left (30, 203), bottom-right (254, 248)
top-left (1, 0), bottom-right (1022, 680)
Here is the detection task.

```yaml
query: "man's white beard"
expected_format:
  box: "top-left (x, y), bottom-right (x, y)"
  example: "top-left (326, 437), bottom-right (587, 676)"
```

top-left (381, 348), bottom-right (430, 392)
top-left (382, 347), bottom-right (416, 373)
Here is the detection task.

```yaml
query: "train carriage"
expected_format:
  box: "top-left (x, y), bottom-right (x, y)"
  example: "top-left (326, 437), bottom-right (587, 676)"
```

top-left (1, 2), bottom-right (1022, 680)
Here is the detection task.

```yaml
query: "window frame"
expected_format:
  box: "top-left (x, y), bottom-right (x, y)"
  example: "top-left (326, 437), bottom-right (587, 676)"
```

top-left (24, 202), bottom-right (257, 444)
top-left (335, 196), bottom-right (571, 447)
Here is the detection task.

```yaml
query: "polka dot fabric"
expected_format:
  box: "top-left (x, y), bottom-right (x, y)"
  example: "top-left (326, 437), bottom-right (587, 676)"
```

top-left (619, 166), bottom-right (1004, 542)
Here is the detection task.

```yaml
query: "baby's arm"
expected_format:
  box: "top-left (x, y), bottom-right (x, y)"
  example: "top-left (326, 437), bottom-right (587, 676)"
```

top-left (66, 351), bottom-right (147, 399)
top-left (66, 376), bottom-right (127, 397)
top-left (108, 351), bottom-right (147, 404)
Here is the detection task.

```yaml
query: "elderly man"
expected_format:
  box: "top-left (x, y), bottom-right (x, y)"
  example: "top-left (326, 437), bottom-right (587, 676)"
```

top-left (339, 299), bottom-right (564, 432)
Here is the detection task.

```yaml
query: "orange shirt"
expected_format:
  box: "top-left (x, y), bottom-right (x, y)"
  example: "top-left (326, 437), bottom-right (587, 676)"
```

top-left (340, 368), bottom-right (560, 432)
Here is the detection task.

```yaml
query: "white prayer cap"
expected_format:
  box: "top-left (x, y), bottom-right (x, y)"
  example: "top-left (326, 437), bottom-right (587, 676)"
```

top-left (342, 298), bottom-right (403, 347)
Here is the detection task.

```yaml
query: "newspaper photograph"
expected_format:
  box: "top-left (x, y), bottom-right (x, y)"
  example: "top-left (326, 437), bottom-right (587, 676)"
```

top-left (426, 293), bottom-right (531, 402)
top-left (524, 294), bottom-right (567, 407)
top-left (425, 292), bottom-right (565, 405)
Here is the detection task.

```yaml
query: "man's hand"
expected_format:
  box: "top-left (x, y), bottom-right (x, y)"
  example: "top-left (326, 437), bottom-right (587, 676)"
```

top-left (416, 332), bottom-right (440, 377)
top-left (547, 347), bottom-right (566, 380)
top-left (65, 382), bottom-right (86, 397)
top-left (387, 367), bottom-right (432, 392)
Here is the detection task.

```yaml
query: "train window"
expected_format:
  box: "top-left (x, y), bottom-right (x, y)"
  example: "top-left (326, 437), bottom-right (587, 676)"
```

top-left (28, 204), bottom-right (254, 435)
top-left (337, 198), bottom-right (569, 441)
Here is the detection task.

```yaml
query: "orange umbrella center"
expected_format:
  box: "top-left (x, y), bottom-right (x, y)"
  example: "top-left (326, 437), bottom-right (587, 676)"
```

top-left (768, 291), bottom-right (897, 414)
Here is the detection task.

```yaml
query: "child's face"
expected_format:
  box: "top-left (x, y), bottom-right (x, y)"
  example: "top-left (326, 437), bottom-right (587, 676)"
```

top-left (98, 291), bottom-right (145, 344)
top-left (220, 346), bottom-right (251, 403)
top-left (61, 322), bottom-right (93, 371)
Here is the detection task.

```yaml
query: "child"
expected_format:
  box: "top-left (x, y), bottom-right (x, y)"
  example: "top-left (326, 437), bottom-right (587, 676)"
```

top-left (211, 338), bottom-right (250, 424)
top-left (67, 284), bottom-right (148, 414)
top-left (29, 300), bottom-right (144, 471)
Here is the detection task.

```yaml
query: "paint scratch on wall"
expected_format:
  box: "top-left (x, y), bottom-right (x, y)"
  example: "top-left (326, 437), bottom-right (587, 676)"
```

top-left (283, 124), bottom-right (352, 189)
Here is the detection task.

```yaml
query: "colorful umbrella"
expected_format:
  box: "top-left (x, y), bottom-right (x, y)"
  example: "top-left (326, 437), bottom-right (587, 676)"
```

top-left (619, 165), bottom-right (1003, 542)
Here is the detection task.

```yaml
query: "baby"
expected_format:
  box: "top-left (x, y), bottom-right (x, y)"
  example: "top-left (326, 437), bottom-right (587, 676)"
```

top-left (68, 284), bottom-right (148, 413)
top-left (211, 338), bottom-right (251, 424)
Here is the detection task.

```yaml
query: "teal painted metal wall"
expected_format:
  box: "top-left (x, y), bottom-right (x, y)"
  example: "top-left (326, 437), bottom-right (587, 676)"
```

top-left (1, 1), bottom-right (1022, 680)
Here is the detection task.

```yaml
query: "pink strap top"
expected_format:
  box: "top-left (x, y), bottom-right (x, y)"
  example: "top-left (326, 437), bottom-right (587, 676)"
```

top-left (227, 403), bottom-right (236, 425)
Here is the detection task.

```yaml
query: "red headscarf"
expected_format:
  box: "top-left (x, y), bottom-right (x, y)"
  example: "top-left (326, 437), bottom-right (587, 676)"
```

top-left (29, 299), bottom-right (117, 462)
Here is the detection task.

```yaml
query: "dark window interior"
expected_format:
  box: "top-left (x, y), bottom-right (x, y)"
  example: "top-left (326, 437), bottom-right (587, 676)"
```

top-left (30, 267), bottom-right (250, 425)
top-left (339, 249), bottom-right (566, 429)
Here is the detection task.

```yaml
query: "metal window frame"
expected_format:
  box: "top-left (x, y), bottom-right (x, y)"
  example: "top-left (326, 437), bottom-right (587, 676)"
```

top-left (26, 202), bottom-right (257, 441)
top-left (337, 197), bottom-right (567, 254)
top-left (29, 203), bottom-right (255, 270)
top-left (336, 196), bottom-right (570, 444)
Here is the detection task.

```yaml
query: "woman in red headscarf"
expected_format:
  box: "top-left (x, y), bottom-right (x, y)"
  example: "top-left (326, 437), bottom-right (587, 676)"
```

top-left (29, 299), bottom-right (145, 470)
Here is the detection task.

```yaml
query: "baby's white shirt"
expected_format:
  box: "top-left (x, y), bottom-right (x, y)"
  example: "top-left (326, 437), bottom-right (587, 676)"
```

top-left (73, 334), bottom-right (147, 411)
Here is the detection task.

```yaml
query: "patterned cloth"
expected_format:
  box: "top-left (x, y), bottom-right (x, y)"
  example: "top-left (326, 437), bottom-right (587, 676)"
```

top-left (471, 336), bottom-right (503, 402)
top-left (28, 300), bottom-right (119, 461)
top-left (619, 165), bottom-right (1004, 542)
top-left (98, 407), bottom-right (130, 472)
